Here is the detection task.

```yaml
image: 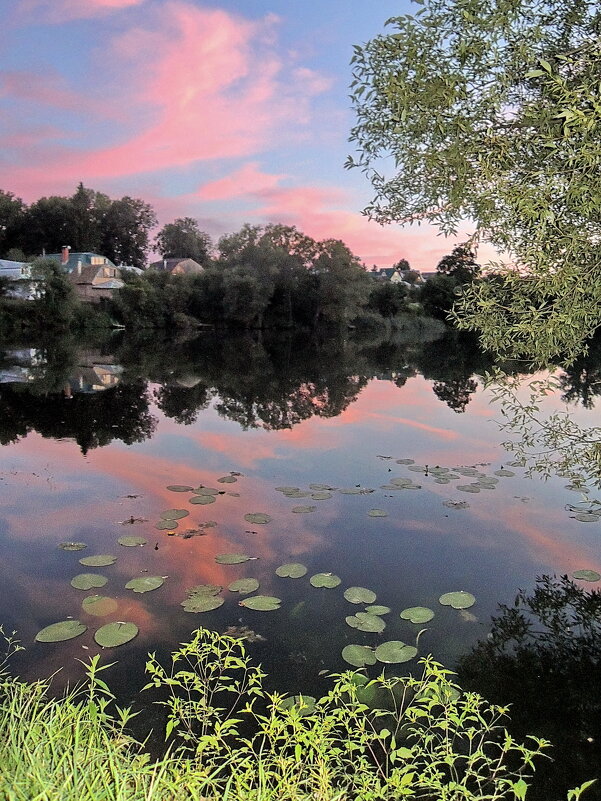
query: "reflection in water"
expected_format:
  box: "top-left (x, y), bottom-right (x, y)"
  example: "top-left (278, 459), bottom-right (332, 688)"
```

top-left (457, 575), bottom-right (601, 800)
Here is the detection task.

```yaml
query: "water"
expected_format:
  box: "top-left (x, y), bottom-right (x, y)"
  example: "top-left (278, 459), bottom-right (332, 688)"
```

top-left (1, 326), bottom-right (599, 798)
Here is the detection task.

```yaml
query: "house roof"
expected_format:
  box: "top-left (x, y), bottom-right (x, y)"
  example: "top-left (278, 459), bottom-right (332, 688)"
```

top-left (0, 259), bottom-right (31, 279)
top-left (148, 257), bottom-right (204, 275)
top-left (45, 252), bottom-right (117, 273)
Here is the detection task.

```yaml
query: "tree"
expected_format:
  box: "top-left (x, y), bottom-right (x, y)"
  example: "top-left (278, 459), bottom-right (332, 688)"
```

top-left (69, 183), bottom-right (110, 253)
top-left (436, 245), bottom-right (480, 284)
top-left (155, 217), bottom-right (212, 264)
top-left (25, 195), bottom-right (75, 255)
top-left (0, 190), bottom-right (26, 256)
top-left (368, 281), bottom-right (407, 319)
top-left (348, 0), bottom-right (601, 363)
top-left (100, 196), bottom-right (157, 269)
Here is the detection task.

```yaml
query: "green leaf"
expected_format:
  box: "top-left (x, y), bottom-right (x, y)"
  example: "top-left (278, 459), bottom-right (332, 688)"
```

top-left (375, 641), bottom-right (418, 664)
top-left (82, 595), bottom-right (119, 617)
top-left (125, 576), bottom-right (164, 593)
top-left (118, 536), bottom-right (147, 547)
top-left (400, 606), bottom-right (434, 623)
top-left (78, 555), bottom-right (117, 567)
top-left (275, 563), bottom-right (307, 578)
top-left (228, 578), bottom-right (260, 594)
top-left (310, 573), bottom-right (341, 588)
top-left (94, 622), bottom-right (138, 648)
top-left (239, 595), bottom-right (281, 611)
top-left (344, 586), bottom-right (377, 604)
top-left (215, 553), bottom-right (254, 565)
top-left (244, 513), bottom-right (272, 524)
top-left (35, 620), bottom-right (87, 643)
top-left (71, 573), bottom-right (108, 590)
top-left (341, 644), bottom-right (377, 667)
top-left (439, 591), bottom-right (476, 609)
top-left (572, 569), bottom-right (601, 582)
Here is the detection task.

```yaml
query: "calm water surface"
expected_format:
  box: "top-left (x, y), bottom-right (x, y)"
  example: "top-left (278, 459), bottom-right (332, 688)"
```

top-left (1, 328), bottom-right (599, 797)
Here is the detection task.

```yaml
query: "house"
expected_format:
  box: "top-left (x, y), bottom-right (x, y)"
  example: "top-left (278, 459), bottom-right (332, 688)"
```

top-left (0, 259), bottom-right (41, 300)
top-left (148, 257), bottom-right (204, 276)
top-left (372, 267), bottom-right (406, 284)
top-left (46, 247), bottom-right (124, 302)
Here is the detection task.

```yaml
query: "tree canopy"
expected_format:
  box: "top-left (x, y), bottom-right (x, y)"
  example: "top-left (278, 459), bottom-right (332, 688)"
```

top-left (348, 0), bottom-right (601, 363)
top-left (155, 217), bottom-right (212, 264)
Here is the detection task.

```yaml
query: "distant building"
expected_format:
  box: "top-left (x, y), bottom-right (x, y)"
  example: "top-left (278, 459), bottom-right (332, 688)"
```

top-left (0, 259), bottom-right (41, 300)
top-left (46, 247), bottom-right (124, 302)
top-left (372, 267), bottom-right (406, 283)
top-left (148, 257), bottom-right (205, 276)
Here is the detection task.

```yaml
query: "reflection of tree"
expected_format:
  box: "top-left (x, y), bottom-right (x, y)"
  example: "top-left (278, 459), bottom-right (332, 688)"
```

top-left (559, 330), bottom-right (601, 410)
top-left (153, 383), bottom-right (213, 426)
top-left (432, 378), bottom-right (478, 413)
top-left (457, 576), bottom-right (601, 801)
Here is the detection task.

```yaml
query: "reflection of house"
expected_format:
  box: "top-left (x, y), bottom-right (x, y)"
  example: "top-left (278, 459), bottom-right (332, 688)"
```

top-left (46, 247), bottom-right (125, 303)
top-left (0, 259), bottom-right (41, 300)
top-left (148, 257), bottom-right (204, 276)
top-left (66, 363), bottom-right (123, 394)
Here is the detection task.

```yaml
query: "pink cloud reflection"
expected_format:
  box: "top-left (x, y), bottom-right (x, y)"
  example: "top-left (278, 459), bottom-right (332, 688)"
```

top-left (18, 0), bottom-right (145, 23)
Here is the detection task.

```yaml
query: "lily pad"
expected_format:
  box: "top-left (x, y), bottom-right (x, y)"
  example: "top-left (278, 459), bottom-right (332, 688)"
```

top-left (275, 486), bottom-right (300, 493)
top-left (166, 485), bottom-right (194, 492)
top-left (228, 578), bottom-right (260, 594)
top-left (71, 573), bottom-right (108, 590)
top-left (189, 495), bottom-right (216, 505)
top-left (368, 509), bottom-right (387, 518)
top-left (244, 513), bottom-right (272, 524)
top-left (311, 491), bottom-right (332, 500)
top-left (456, 467), bottom-right (479, 477)
top-left (156, 519), bottom-right (179, 529)
top-left (572, 569), bottom-right (601, 582)
top-left (339, 488), bottom-right (364, 495)
top-left (125, 576), bottom-right (164, 593)
top-left (79, 554), bottom-right (117, 567)
top-left (279, 695), bottom-right (317, 716)
top-left (439, 591), bottom-right (476, 609)
top-left (82, 595), bottom-right (119, 617)
top-left (365, 605), bottom-right (391, 615)
top-left (215, 553), bottom-right (254, 565)
top-left (239, 595), bottom-right (281, 611)
top-left (344, 586), bottom-right (377, 604)
top-left (347, 612), bottom-right (386, 633)
top-left (58, 542), bottom-right (87, 551)
top-left (194, 487), bottom-right (220, 495)
top-left (94, 621), bottom-right (138, 648)
top-left (186, 584), bottom-right (222, 596)
top-left (572, 513), bottom-right (600, 523)
top-left (35, 620), bottom-right (87, 643)
top-left (401, 606), bottom-right (434, 624)
top-left (118, 535), bottom-right (147, 547)
top-left (291, 506), bottom-right (316, 514)
top-left (310, 573), bottom-right (341, 588)
top-left (341, 644), bottom-right (377, 667)
top-left (375, 641), bottom-right (418, 664)
top-left (275, 563), bottom-right (307, 578)
top-left (443, 500), bottom-right (470, 510)
top-left (396, 459), bottom-right (415, 465)
top-left (435, 478), bottom-right (450, 484)
top-left (217, 476), bottom-right (237, 483)
top-left (456, 484), bottom-right (481, 493)
top-left (160, 508), bottom-right (189, 520)
top-left (181, 594), bottom-right (225, 613)
top-left (407, 465), bottom-right (427, 473)
top-left (309, 484), bottom-right (334, 491)
top-left (494, 469), bottom-right (515, 477)
top-left (283, 490), bottom-right (312, 498)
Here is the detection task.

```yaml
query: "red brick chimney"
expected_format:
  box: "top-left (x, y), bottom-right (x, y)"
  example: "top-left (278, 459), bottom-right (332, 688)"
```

top-left (61, 245), bottom-right (71, 265)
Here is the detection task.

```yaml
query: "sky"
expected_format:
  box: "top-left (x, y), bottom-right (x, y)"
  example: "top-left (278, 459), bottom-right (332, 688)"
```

top-left (0, 0), bottom-right (486, 268)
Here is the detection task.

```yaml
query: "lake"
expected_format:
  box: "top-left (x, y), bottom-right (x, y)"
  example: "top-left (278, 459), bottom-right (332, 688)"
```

top-left (1, 325), bottom-right (599, 798)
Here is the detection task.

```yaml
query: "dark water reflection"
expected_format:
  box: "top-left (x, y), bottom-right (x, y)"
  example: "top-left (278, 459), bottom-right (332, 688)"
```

top-left (1, 325), bottom-right (600, 798)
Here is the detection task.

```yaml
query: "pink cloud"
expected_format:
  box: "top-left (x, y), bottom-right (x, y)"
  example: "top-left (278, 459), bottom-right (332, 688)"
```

top-left (197, 163), bottom-right (288, 201)
top-left (17, 0), bottom-right (145, 23)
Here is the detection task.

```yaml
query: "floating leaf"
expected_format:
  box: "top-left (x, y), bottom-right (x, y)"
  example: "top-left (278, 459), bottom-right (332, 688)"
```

top-left (156, 519), bottom-right (179, 529)
top-left (572, 569), bottom-right (601, 582)
top-left (456, 484), bottom-right (481, 493)
top-left (390, 477), bottom-right (419, 487)
top-left (283, 490), bottom-right (312, 498)
top-left (456, 468), bottom-right (479, 476)
top-left (401, 607), bottom-right (434, 624)
top-left (347, 612), bottom-right (386, 633)
top-left (160, 508), bottom-right (189, 520)
top-left (189, 495), bottom-right (216, 505)
top-left (94, 621), bottom-right (138, 647)
top-left (309, 484), bottom-right (334, 491)
top-left (368, 509), bottom-right (387, 518)
top-left (239, 595), bottom-right (281, 611)
top-left (341, 644), bottom-right (376, 667)
top-left (407, 465), bottom-right (427, 473)
top-left (311, 492), bottom-right (332, 500)
top-left (291, 506), bottom-right (316, 514)
top-left (276, 563), bottom-right (307, 578)
top-left (118, 535), bottom-right (147, 547)
top-left (572, 513), bottom-right (600, 523)
top-left (244, 513), bottom-right (272, 524)
top-left (279, 695), bottom-right (316, 716)
top-left (375, 641), bottom-right (418, 664)
top-left (71, 573), bottom-right (108, 590)
top-left (439, 591), bottom-right (476, 609)
top-left (395, 459), bottom-right (414, 465)
top-left (365, 605), bottom-right (390, 615)
top-left (181, 594), bottom-right (224, 613)
top-left (339, 488), bottom-right (363, 495)
top-left (166, 485), bottom-right (194, 492)
top-left (429, 467), bottom-right (449, 476)
top-left (228, 578), bottom-right (260, 594)
top-left (35, 620), bottom-right (87, 643)
top-left (194, 487), bottom-right (219, 496)
top-left (494, 469), bottom-right (515, 477)
top-left (82, 595), bottom-right (118, 617)
top-left (58, 542), bottom-right (87, 551)
top-left (186, 584), bottom-right (222, 596)
top-left (125, 576), bottom-right (164, 593)
top-left (217, 476), bottom-right (237, 483)
top-left (344, 587), bottom-right (377, 604)
top-left (79, 554), bottom-right (117, 567)
top-left (275, 486), bottom-right (299, 493)
top-left (310, 573), bottom-right (341, 588)
top-left (435, 478), bottom-right (450, 484)
top-left (216, 553), bottom-right (253, 565)
top-left (443, 500), bottom-right (470, 510)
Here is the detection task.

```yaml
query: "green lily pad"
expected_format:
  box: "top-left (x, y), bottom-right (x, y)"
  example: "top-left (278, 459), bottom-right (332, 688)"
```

top-left (291, 506), bottom-right (316, 514)
top-left (71, 573), bottom-right (108, 590)
top-left (186, 584), bottom-right (222, 596)
top-left (275, 486), bottom-right (300, 493)
top-left (79, 554), bottom-right (117, 567)
top-left (347, 613), bottom-right (386, 633)
top-left (401, 606), bottom-right (435, 624)
top-left (457, 484), bottom-right (481, 493)
top-left (443, 500), bottom-right (470, 510)
top-left (572, 513), bottom-right (600, 523)
top-left (344, 586), bottom-right (377, 604)
top-left (35, 620), bottom-right (87, 643)
top-left (125, 576), bottom-right (164, 593)
top-left (166, 485), bottom-right (194, 492)
top-left (215, 553), bottom-right (254, 565)
top-left (283, 490), bottom-right (312, 498)
top-left (375, 641), bottom-right (418, 664)
top-left (407, 465), bottom-right (427, 473)
top-left (456, 467), bottom-right (479, 476)
top-left (365, 605), bottom-right (391, 615)
top-left (368, 509), bottom-right (387, 518)
top-left (572, 569), bottom-right (601, 582)
top-left (228, 578), bottom-right (260, 594)
top-left (429, 467), bottom-right (449, 476)
top-left (310, 573), bottom-right (341, 588)
top-left (279, 695), bottom-right (317, 716)
top-left (181, 594), bottom-right (225, 613)
top-left (156, 519), bottom-right (179, 529)
top-left (82, 595), bottom-right (119, 617)
top-left (494, 469), bottom-right (515, 477)
top-left (341, 644), bottom-right (377, 667)
top-left (396, 459), bottom-right (415, 465)
top-left (94, 621), bottom-right (138, 648)
top-left (239, 595), bottom-right (281, 611)
top-left (194, 487), bottom-right (220, 495)
top-left (160, 508), bottom-right (189, 520)
top-left (439, 591), bottom-right (476, 609)
top-left (58, 542), bottom-right (87, 551)
top-left (276, 563), bottom-right (307, 578)
top-left (118, 536), bottom-right (147, 547)
top-left (435, 478), bottom-right (450, 484)
top-left (389, 477), bottom-right (415, 487)
top-left (309, 484), bottom-right (334, 491)
top-left (311, 491), bottom-right (332, 500)
top-left (190, 495), bottom-right (216, 505)
top-left (217, 476), bottom-right (237, 483)
top-left (339, 488), bottom-right (364, 495)
top-left (244, 513), bottom-right (272, 524)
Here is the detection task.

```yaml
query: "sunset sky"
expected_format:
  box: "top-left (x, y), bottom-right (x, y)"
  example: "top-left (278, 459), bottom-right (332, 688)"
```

top-left (0, 0), bottom-right (484, 268)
